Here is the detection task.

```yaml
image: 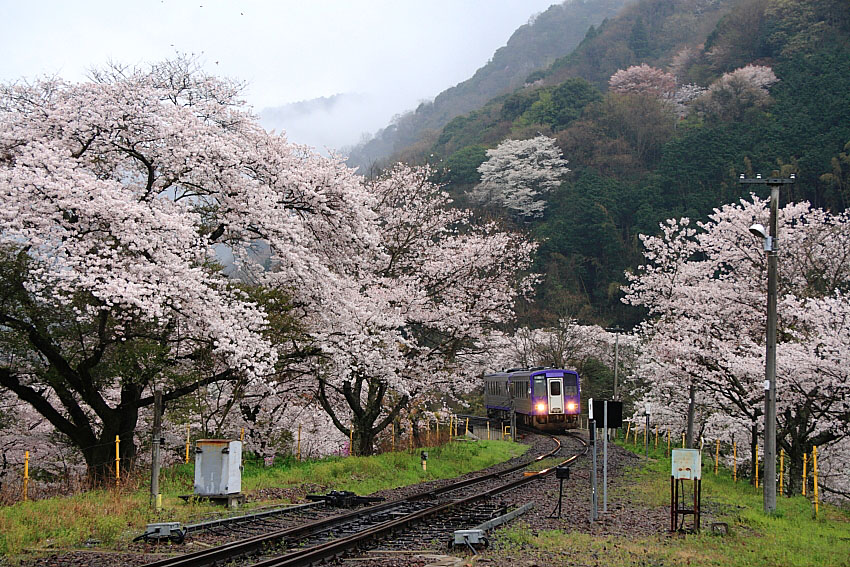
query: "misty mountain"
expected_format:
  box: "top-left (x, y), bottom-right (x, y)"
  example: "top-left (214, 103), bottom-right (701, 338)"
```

top-left (259, 93), bottom-right (386, 153)
top-left (346, 0), bottom-right (629, 171)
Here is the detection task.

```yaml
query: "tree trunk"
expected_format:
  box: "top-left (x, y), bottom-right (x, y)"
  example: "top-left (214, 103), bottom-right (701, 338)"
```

top-left (318, 375), bottom-right (409, 458)
top-left (82, 426), bottom-right (137, 485)
top-left (787, 442), bottom-right (803, 496)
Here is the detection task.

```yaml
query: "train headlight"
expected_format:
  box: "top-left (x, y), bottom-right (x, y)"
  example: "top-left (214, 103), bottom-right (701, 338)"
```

top-left (567, 402), bottom-right (576, 412)
top-left (536, 403), bottom-right (547, 414)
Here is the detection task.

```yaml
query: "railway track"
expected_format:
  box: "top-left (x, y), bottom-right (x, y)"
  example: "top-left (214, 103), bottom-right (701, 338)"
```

top-left (142, 430), bottom-right (587, 567)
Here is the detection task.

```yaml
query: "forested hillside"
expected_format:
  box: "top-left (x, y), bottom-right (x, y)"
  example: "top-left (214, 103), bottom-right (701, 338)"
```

top-left (384, 0), bottom-right (850, 329)
top-left (345, 0), bottom-right (628, 171)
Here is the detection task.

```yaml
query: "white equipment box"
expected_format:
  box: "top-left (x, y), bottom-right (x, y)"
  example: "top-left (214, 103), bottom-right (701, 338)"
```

top-left (194, 439), bottom-right (242, 496)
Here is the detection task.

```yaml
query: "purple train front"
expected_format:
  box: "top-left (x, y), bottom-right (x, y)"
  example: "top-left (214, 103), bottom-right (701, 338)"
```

top-left (484, 368), bottom-right (580, 431)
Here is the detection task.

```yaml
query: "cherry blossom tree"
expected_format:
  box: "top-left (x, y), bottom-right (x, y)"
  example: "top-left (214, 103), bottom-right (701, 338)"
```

top-left (608, 64), bottom-right (677, 99)
top-left (624, 198), bottom-right (850, 496)
top-left (314, 165), bottom-right (537, 455)
top-left (693, 64), bottom-right (779, 121)
top-left (470, 136), bottom-right (568, 220)
top-left (0, 57), bottom-right (378, 482)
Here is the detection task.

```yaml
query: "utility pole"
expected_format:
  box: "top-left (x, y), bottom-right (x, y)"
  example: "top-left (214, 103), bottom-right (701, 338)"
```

top-left (740, 173), bottom-right (795, 515)
top-left (151, 390), bottom-right (162, 510)
top-left (686, 382), bottom-right (695, 449)
top-left (605, 327), bottom-right (622, 442)
top-left (612, 329), bottom-right (620, 400)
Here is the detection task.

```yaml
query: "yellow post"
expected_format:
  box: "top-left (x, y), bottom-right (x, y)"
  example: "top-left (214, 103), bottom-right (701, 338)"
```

top-left (655, 426), bottom-right (659, 449)
top-left (625, 421), bottom-right (631, 440)
top-left (682, 432), bottom-right (685, 449)
top-left (115, 435), bottom-right (120, 488)
top-left (715, 440), bottom-right (719, 475)
top-left (240, 427), bottom-right (245, 442)
top-left (779, 448), bottom-right (784, 495)
top-left (448, 416), bottom-right (453, 439)
top-left (667, 430), bottom-right (671, 455)
top-left (436, 420), bottom-right (440, 444)
top-left (803, 452), bottom-right (808, 496)
top-left (755, 444), bottom-right (759, 489)
top-left (733, 442), bottom-right (737, 482)
top-left (700, 437), bottom-right (704, 452)
top-left (409, 418), bottom-right (413, 452)
top-left (185, 424), bottom-right (190, 464)
top-left (23, 450), bottom-right (29, 502)
top-left (634, 427), bottom-right (639, 446)
top-left (349, 422), bottom-right (354, 456)
top-left (487, 421), bottom-right (490, 440)
top-left (813, 446), bottom-right (819, 517)
top-left (465, 418), bottom-right (469, 436)
top-left (297, 424), bottom-right (302, 462)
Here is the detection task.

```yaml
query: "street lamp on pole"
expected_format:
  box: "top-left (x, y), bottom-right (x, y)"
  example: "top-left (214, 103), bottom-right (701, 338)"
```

top-left (739, 173), bottom-right (795, 515)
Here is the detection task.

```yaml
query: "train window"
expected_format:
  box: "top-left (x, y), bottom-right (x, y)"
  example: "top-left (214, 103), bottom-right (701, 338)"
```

top-left (550, 381), bottom-right (561, 396)
top-left (533, 377), bottom-right (545, 396)
top-left (563, 384), bottom-right (577, 396)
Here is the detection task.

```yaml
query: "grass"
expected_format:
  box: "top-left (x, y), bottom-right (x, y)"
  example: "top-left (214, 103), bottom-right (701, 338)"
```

top-left (490, 438), bottom-right (850, 567)
top-left (0, 439), bottom-right (526, 559)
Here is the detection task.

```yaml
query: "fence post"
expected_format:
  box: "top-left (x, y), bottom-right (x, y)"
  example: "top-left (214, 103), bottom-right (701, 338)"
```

top-left (655, 426), bottom-right (658, 449)
top-left (715, 439), bottom-right (719, 475)
top-left (625, 421), bottom-right (631, 441)
top-left (391, 422), bottom-right (395, 453)
top-left (436, 420), bottom-right (440, 444)
top-left (349, 422), bottom-right (354, 456)
top-left (297, 424), bottom-right (302, 462)
top-left (185, 424), bottom-right (190, 464)
top-left (240, 427), bottom-right (245, 442)
top-left (465, 418), bottom-right (469, 436)
top-left (755, 444), bottom-right (759, 489)
top-left (408, 418), bottom-right (413, 452)
top-left (682, 432), bottom-right (685, 449)
top-left (487, 421), bottom-right (490, 441)
top-left (779, 448), bottom-right (784, 495)
top-left (115, 435), bottom-right (120, 488)
top-left (813, 446), bottom-right (819, 517)
top-left (667, 430), bottom-right (670, 457)
top-left (23, 450), bottom-right (29, 502)
top-left (803, 452), bottom-right (808, 496)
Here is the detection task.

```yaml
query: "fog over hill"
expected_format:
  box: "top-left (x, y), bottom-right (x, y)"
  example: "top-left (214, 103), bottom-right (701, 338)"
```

top-left (259, 93), bottom-right (393, 154)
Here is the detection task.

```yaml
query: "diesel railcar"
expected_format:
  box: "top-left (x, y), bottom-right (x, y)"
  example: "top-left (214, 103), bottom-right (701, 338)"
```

top-left (484, 368), bottom-right (581, 431)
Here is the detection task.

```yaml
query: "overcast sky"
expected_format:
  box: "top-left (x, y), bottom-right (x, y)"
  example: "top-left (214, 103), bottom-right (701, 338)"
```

top-left (1, 1), bottom-right (558, 149)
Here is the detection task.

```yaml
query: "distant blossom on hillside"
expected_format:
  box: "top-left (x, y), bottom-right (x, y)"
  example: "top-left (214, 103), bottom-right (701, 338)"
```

top-left (471, 135), bottom-right (569, 220)
top-left (608, 64), bottom-right (677, 99)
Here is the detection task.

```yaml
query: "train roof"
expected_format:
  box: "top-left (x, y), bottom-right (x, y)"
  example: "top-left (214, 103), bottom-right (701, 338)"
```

top-left (484, 368), bottom-right (578, 379)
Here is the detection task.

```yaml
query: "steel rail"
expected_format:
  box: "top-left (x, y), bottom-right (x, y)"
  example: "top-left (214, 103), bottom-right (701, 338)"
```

top-left (142, 433), bottom-right (572, 567)
top-left (248, 433), bottom-right (586, 567)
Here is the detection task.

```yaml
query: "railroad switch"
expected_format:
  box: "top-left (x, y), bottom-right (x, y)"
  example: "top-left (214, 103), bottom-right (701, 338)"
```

top-left (306, 490), bottom-right (385, 508)
top-left (452, 502), bottom-right (534, 552)
top-left (134, 522), bottom-right (186, 544)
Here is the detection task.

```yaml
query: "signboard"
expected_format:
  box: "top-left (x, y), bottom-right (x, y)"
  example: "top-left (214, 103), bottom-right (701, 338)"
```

top-left (672, 449), bottom-right (702, 480)
top-left (589, 400), bottom-right (623, 429)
